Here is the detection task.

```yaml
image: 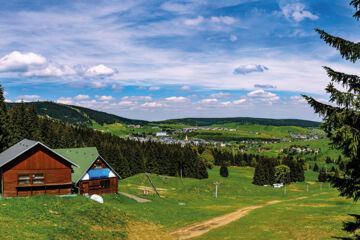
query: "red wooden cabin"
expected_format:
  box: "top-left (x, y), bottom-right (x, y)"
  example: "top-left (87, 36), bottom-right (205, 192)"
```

top-left (0, 139), bottom-right (78, 197)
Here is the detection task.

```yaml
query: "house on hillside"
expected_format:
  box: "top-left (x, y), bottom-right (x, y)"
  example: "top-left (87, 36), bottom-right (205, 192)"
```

top-left (54, 147), bottom-right (121, 195)
top-left (0, 139), bottom-right (78, 197)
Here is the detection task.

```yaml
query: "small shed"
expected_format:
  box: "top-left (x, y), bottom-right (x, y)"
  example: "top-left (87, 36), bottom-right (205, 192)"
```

top-left (0, 139), bottom-right (78, 197)
top-left (54, 147), bottom-right (121, 195)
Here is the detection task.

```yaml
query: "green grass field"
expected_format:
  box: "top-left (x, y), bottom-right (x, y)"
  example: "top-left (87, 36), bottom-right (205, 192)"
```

top-left (0, 167), bottom-right (357, 239)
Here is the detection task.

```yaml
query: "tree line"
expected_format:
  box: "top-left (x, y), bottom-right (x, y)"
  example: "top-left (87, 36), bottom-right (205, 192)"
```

top-left (0, 85), bottom-right (208, 179)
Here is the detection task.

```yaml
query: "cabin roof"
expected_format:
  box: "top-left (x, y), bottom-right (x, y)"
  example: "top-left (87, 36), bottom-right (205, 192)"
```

top-left (0, 139), bottom-right (79, 168)
top-left (54, 147), bottom-right (121, 183)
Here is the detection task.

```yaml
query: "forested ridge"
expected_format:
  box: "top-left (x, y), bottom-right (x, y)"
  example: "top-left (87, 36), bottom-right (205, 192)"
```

top-left (7, 101), bottom-right (320, 128)
top-left (0, 86), bottom-right (208, 179)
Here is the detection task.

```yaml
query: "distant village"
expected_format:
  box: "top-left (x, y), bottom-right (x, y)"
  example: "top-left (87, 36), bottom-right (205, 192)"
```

top-left (126, 125), bottom-right (324, 150)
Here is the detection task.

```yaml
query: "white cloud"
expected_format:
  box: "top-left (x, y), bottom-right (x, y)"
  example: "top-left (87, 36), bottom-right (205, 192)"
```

top-left (23, 64), bottom-right (75, 77)
top-left (0, 51), bottom-right (46, 72)
top-left (74, 94), bottom-right (90, 100)
top-left (281, 3), bottom-right (319, 22)
top-left (56, 97), bottom-right (73, 105)
top-left (118, 100), bottom-right (134, 106)
top-left (142, 102), bottom-right (165, 107)
top-left (200, 98), bottom-right (218, 103)
top-left (233, 99), bottom-right (246, 104)
top-left (96, 95), bottom-right (115, 101)
top-left (165, 96), bottom-right (188, 102)
top-left (234, 64), bottom-right (269, 75)
top-left (179, 86), bottom-right (191, 91)
top-left (89, 81), bottom-right (107, 88)
top-left (184, 16), bottom-right (204, 26)
top-left (210, 16), bottom-right (236, 25)
top-left (210, 92), bottom-right (232, 99)
top-left (122, 96), bottom-right (152, 101)
top-left (4, 91), bottom-right (8, 96)
top-left (149, 86), bottom-right (160, 91)
top-left (247, 89), bottom-right (280, 102)
top-left (230, 35), bottom-right (238, 42)
top-left (16, 95), bottom-right (40, 100)
top-left (85, 64), bottom-right (114, 76)
top-left (254, 84), bottom-right (277, 89)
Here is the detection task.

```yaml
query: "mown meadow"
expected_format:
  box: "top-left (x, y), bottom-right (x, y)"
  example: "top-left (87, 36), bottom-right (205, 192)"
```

top-left (0, 167), bottom-right (357, 239)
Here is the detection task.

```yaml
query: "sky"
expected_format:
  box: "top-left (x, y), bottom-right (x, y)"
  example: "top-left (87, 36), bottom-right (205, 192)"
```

top-left (0, 0), bottom-right (359, 121)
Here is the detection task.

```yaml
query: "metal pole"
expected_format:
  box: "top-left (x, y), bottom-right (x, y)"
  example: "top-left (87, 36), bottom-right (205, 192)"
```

top-left (215, 184), bottom-right (218, 198)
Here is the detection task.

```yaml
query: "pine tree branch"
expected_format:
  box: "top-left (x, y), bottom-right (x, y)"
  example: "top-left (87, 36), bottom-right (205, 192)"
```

top-left (324, 66), bottom-right (360, 93)
top-left (316, 29), bottom-right (360, 63)
top-left (326, 83), bottom-right (360, 109)
top-left (351, 0), bottom-right (360, 20)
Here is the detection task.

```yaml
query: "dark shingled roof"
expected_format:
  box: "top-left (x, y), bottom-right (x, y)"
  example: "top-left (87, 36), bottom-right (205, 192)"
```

top-left (0, 139), bottom-right (79, 168)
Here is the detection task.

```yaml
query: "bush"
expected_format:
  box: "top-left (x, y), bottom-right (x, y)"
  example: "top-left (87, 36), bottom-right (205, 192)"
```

top-left (220, 165), bottom-right (229, 177)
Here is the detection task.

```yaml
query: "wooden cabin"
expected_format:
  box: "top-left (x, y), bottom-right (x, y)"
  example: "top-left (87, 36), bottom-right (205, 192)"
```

top-left (54, 147), bottom-right (121, 195)
top-left (0, 139), bottom-right (78, 197)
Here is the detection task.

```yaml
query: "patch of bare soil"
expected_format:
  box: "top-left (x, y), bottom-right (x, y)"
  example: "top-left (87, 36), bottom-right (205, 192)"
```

top-left (170, 199), bottom-right (283, 240)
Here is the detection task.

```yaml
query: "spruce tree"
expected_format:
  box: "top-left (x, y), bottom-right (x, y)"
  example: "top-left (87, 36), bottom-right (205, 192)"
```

top-left (0, 84), bottom-right (12, 152)
top-left (220, 164), bottom-right (229, 177)
top-left (303, 1), bottom-right (360, 238)
top-left (318, 167), bottom-right (328, 183)
top-left (313, 163), bottom-right (319, 172)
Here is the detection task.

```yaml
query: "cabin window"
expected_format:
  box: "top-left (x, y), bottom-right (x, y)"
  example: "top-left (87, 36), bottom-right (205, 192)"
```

top-left (95, 163), bottom-right (102, 169)
top-left (32, 174), bottom-right (45, 184)
top-left (100, 180), bottom-right (110, 189)
top-left (18, 175), bottom-right (30, 184)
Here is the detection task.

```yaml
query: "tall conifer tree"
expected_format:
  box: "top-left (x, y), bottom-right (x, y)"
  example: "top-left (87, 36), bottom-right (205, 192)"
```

top-left (303, 1), bottom-right (360, 238)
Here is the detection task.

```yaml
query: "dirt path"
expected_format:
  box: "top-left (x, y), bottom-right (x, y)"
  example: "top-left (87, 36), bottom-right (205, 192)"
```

top-left (119, 192), bottom-right (151, 203)
top-left (170, 200), bottom-right (282, 240)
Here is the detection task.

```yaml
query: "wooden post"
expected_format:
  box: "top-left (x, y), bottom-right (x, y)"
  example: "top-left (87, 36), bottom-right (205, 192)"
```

top-left (307, 184), bottom-right (309, 192)
top-left (145, 173), bottom-right (161, 198)
top-left (213, 182), bottom-right (221, 198)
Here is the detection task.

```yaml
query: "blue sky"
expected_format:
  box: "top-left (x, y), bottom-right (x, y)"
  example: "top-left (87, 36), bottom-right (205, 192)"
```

top-left (0, 0), bottom-right (359, 121)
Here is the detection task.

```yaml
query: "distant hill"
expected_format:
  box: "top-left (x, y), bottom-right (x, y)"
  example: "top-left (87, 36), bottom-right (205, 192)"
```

top-left (7, 101), bottom-right (148, 125)
top-left (7, 101), bottom-right (320, 128)
top-left (158, 117), bottom-right (320, 128)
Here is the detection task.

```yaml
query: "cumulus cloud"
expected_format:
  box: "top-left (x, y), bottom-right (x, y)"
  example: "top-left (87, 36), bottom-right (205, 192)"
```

top-left (247, 89), bottom-right (280, 103)
top-left (210, 92), bottom-right (232, 99)
top-left (179, 86), bottom-right (191, 91)
top-left (210, 16), bottom-right (236, 25)
top-left (280, 3), bottom-right (319, 22)
top-left (184, 16), bottom-right (204, 25)
top-left (200, 98), bottom-right (218, 103)
top-left (74, 94), bottom-right (90, 100)
top-left (149, 86), bottom-right (160, 91)
top-left (23, 64), bottom-right (76, 77)
top-left (96, 95), bottom-right (115, 101)
top-left (16, 95), bottom-right (40, 100)
top-left (142, 102), bottom-right (165, 107)
top-left (118, 100), bottom-right (134, 106)
top-left (234, 64), bottom-right (269, 75)
top-left (254, 84), bottom-right (277, 89)
top-left (0, 51), bottom-right (46, 72)
top-left (57, 97), bottom-right (73, 105)
top-left (122, 96), bottom-right (152, 101)
top-left (165, 96), bottom-right (188, 102)
top-left (85, 64), bottom-right (114, 76)
top-left (233, 99), bottom-right (246, 104)
top-left (89, 81), bottom-right (107, 88)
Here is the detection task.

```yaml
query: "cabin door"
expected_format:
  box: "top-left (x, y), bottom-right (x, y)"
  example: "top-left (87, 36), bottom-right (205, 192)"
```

top-left (82, 182), bottom-right (89, 194)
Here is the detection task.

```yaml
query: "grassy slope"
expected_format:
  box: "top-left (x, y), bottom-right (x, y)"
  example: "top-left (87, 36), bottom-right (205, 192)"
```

top-left (0, 195), bottom-right (127, 240)
top-left (106, 167), bottom-right (358, 239)
top-left (0, 167), bottom-right (357, 239)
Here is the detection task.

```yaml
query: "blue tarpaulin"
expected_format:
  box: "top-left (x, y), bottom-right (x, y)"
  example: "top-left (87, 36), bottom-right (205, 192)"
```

top-left (88, 168), bottom-right (110, 179)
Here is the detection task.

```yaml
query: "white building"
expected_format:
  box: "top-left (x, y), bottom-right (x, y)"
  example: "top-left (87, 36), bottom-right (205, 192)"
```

top-left (156, 132), bottom-right (168, 137)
